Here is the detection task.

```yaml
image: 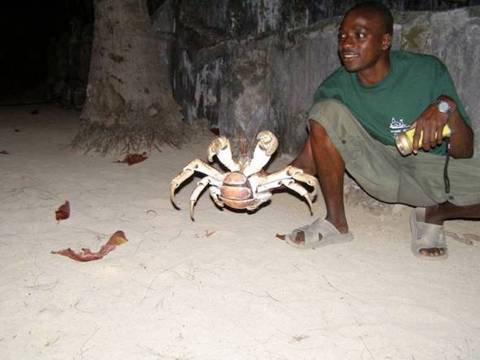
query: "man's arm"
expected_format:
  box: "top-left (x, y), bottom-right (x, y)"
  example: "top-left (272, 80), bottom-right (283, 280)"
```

top-left (411, 95), bottom-right (474, 158)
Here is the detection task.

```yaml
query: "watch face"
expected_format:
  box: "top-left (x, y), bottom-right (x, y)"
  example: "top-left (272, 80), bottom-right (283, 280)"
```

top-left (438, 101), bottom-right (450, 113)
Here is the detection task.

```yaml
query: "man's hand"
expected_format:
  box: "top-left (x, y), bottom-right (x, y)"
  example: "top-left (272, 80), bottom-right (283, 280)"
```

top-left (411, 95), bottom-right (473, 158)
top-left (410, 96), bottom-right (452, 154)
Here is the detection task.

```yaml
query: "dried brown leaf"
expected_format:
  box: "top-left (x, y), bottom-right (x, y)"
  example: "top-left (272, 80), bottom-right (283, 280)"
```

top-left (107, 230), bottom-right (128, 246)
top-left (51, 230), bottom-right (128, 262)
top-left (55, 201), bottom-right (70, 221)
top-left (116, 152), bottom-right (148, 165)
top-left (205, 229), bottom-right (216, 237)
top-left (464, 233), bottom-right (480, 242)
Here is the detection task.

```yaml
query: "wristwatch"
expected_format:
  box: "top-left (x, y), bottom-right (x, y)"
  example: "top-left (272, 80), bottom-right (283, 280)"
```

top-left (436, 99), bottom-right (456, 115)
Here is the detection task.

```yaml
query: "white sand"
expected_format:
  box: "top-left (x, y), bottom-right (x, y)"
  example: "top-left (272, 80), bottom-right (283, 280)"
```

top-left (1, 105), bottom-right (479, 360)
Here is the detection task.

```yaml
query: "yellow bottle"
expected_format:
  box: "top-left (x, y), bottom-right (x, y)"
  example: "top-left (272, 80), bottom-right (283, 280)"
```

top-left (395, 124), bottom-right (451, 156)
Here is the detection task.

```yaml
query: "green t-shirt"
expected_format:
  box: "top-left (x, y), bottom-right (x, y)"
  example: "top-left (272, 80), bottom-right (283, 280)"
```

top-left (313, 50), bottom-right (471, 155)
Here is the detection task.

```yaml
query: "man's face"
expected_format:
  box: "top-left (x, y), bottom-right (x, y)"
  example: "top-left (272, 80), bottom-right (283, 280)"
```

top-left (338, 9), bottom-right (391, 74)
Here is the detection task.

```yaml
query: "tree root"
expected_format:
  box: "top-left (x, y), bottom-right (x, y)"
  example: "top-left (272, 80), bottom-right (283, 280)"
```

top-left (71, 120), bottom-right (191, 155)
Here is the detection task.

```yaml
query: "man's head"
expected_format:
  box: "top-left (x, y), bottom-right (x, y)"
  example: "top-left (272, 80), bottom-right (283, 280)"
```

top-left (338, 2), bottom-right (393, 82)
top-left (345, 2), bottom-right (393, 36)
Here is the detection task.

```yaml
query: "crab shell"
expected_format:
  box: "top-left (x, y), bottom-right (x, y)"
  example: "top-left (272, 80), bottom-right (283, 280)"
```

top-left (218, 172), bottom-right (256, 209)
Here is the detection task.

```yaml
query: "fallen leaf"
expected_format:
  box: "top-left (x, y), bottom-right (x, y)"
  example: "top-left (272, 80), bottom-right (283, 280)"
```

top-left (55, 201), bottom-right (70, 221)
top-left (194, 229), bottom-right (217, 238)
top-left (464, 233), bottom-right (480, 242)
top-left (51, 230), bottom-right (128, 262)
top-left (446, 231), bottom-right (474, 246)
top-left (116, 152), bottom-right (148, 165)
top-left (205, 229), bottom-right (216, 237)
top-left (0, 150), bottom-right (9, 155)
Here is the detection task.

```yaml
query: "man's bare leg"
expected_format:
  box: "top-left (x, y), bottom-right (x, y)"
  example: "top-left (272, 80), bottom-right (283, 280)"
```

top-left (289, 120), bottom-right (349, 246)
top-left (426, 203), bottom-right (480, 224)
top-left (290, 132), bottom-right (316, 176)
top-left (290, 122), bottom-right (480, 254)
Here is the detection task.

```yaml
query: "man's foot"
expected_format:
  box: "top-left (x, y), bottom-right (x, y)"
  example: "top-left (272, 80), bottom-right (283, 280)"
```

top-left (418, 247), bottom-right (446, 257)
top-left (410, 208), bottom-right (448, 259)
top-left (280, 218), bottom-right (353, 249)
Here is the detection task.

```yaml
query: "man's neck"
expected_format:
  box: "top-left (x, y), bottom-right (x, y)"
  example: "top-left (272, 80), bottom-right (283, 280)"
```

top-left (357, 53), bottom-right (391, 86)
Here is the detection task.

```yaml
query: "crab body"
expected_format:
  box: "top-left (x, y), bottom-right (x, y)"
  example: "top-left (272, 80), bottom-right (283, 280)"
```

top-left (170, 131), bottom-right (319, 220)
top-left (219, 172), bottom-right (256, 209)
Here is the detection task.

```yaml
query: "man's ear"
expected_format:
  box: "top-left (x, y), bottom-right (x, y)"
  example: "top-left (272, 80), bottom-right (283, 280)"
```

top-left (382, 33), bottom-right (392, 50)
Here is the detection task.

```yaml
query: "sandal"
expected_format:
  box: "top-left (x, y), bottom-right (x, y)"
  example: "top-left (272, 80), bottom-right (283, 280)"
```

top-left (410, 208), bottom-right (448, 259)
top-left (285, 218), bottom-right (353, 249)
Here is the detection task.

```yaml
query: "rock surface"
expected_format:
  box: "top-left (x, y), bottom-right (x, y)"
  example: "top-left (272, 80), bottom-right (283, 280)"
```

top-left (167, 5), bottom-right (480, 157)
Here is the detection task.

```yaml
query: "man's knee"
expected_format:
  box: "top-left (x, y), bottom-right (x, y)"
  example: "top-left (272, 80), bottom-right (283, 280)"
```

top-left (308, 119), bottom-right (343, 159)
top-left (308, 99), bottom-right (353, 129)
top-left (308, 99), bottom-right (369, 152)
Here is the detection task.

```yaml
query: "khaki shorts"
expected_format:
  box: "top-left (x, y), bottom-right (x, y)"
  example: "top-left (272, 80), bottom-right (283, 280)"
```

top-left (308, 99), bottom-right (480, 207)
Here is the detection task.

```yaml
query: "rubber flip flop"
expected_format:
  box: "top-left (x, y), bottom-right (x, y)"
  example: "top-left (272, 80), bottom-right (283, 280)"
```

top-left (410, 208), bottom-right (448, 259)
top-left (285, 218), bottom-right (353, 249)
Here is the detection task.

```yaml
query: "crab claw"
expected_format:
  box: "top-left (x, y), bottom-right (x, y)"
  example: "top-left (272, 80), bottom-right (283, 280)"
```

top-left (257, 130), bottom-right (279, 156)
top-left (207, 136), bottom-right (240, 172)
top-left (243, 131), bottom-right (279, 177)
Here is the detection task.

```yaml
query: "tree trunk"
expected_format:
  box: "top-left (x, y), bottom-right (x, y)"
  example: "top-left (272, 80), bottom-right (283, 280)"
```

top-left (72, 0), bottom-right (187, 154)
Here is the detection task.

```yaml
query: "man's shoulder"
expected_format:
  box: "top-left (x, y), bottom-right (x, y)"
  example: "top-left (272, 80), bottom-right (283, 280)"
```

top-left (392, 50), bottom-right (446, 71)
top-left (314, 66), bottom-right (350, 102)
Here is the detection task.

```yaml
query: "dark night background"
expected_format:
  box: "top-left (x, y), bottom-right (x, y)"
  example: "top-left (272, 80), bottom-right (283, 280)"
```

top-left (0, 1), bottom-right (90, 104)
top-left (0, 0), bottom-right (478, 107)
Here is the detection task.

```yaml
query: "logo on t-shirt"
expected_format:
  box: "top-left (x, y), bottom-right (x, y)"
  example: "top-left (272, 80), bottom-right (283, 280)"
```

top-left (389, 117), bottom-right (409, 137)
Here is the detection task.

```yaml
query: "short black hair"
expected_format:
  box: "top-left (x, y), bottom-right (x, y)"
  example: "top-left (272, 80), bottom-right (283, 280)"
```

top-left (345, 1), bottom-right (394, 35)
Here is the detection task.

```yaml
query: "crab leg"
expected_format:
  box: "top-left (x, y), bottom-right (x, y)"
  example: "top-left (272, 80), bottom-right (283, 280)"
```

top-left (208, 187), bottom-right (225, 209)
top-left (189, 177), bottom-right (218, 220)
top-left (243, 131), bottom-right (279, 177)
top-left (257, 166), bottom-right (319, 198)
top-left (291, 171), bottom-right (319, 199)
top-left (280, 179), bottom-right (315, 214)
top-left (245, 192), bottom-right (272, 211)
top-left (170, 159), bottom-right (223, 208)
top-left (207, 136), bottom-right (240, 172)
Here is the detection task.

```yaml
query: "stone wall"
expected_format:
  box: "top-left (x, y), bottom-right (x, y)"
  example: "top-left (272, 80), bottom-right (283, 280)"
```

top-left (167, 5), bottom-right (480, 157)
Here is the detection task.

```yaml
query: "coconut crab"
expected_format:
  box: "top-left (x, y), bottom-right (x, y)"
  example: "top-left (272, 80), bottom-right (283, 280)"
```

top-left (170, 131), bottom-right (319, 220)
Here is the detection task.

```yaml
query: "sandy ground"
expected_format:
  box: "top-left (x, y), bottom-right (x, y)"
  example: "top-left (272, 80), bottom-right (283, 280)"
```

top-left (0, 105), bottom-right (479, 360)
